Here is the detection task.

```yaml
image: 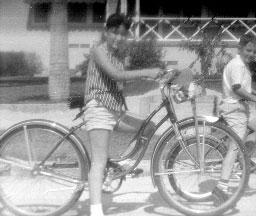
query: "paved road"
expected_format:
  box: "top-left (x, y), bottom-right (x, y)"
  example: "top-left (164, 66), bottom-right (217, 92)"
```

top-left (1, 166), bottom-right (256, 216)
top-left (74, 174), bottom-right (256, 216)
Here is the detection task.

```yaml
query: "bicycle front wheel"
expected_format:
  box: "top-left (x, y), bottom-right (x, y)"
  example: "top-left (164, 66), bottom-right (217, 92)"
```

top-left (0, 121), bottom-right (89, 216)
top-left (153, 119), bottom-right (249, 216)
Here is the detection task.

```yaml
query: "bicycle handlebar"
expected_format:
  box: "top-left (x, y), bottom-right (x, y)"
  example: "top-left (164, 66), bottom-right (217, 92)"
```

top-left (158, 68), bottom-right (205, 87)
top-left (157, 69), bottom-right (181, 86)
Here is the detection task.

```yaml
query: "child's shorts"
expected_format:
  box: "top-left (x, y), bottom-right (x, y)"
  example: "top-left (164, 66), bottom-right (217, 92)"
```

top-left (219, 100), bottom-right (249, 141)
top-left (83, 99), bottom-right (120, 131)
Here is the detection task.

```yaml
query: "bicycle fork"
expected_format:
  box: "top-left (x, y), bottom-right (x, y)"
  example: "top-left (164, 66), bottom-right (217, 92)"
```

top-left (172, 122), bottom-right (200, 168)
top-left (191, 99), bottom-right (205, 172)
top-left (163, 90), bottom-right (201, 170)
top-left (169, 99), bottom-right (206, 172)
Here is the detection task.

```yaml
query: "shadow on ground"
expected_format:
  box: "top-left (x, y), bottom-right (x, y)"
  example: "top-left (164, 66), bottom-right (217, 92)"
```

top-left (72, 191), bottom-right (184, 216)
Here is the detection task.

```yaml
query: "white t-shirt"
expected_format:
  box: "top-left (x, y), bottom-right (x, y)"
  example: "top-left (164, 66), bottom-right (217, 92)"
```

top-left (222, 54), bottom-right (251, 103)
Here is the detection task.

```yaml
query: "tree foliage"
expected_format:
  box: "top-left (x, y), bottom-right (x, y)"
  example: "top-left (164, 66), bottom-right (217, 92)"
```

top-left (126, 38), bottom-right (164, 70)
top-left (180, 27), bottom-right (229, 76)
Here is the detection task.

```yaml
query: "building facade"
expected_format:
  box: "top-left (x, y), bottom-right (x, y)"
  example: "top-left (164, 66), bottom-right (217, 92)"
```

top-left (1, 0), bottom-right (255, 75)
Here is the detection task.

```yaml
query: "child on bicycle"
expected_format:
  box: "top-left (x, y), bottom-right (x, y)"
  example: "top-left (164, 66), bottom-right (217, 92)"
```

top-left (213, 34), bottom-right (256, 201)
top-left (83, 13), bottom-right (164, 216)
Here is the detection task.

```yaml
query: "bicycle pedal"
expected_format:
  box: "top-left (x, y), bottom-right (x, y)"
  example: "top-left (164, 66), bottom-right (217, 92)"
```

top-left (127, 168), bottom-right (144, 178)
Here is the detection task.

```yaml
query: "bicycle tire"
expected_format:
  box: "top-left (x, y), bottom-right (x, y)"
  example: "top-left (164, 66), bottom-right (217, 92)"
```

top-left (152, 119), bottom-right (249, 216)
top-left (0, 121), bottom-right (90, 216)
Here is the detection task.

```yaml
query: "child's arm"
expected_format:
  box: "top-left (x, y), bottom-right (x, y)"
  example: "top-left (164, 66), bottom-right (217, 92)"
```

top-left (233, 87), bottom-right (256, 102)
top-left (229, 63), bottom-right (256, 102)
top-left (92, 47), bottom-right (160, 81)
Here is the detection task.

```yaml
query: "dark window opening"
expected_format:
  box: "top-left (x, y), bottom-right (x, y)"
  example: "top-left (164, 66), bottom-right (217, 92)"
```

top-left (139, 0), bottom-right (254, 17)
top-left (69, 44), bottom-right (79, 48)
top-left (33, 3), bottom-right (51, 23)
top-left (127, 0), bottom-right (136, 17)
top-left (68, 3), bottom-right (87, 23)
top-left (28, 2), bottom-right (106, 30)
top-left (140, 0), bottom-right (159, 16)
top-left (203, 1), bottom-right (252, 17)
top-left (92, 2), bottom-right (106, 23)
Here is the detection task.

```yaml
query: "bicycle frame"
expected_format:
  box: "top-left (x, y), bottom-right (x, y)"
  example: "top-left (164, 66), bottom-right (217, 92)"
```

top-left (110, 83), bottom-right (204, 179)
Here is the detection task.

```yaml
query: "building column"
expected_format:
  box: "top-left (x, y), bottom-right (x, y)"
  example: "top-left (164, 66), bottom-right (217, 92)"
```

top-left (120, 0), bottom-right (127, 14)
top-left (158, 4), bottom-right (164, 38)
top-left (106, 0), bottom-right (127, 19)
top-left (106, 0), bottom-right (119, 18)
top-left (135, 0), bottom-right (140, 39)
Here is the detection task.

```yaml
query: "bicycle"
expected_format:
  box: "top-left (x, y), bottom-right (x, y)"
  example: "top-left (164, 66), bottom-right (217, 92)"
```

top-left (0, 68), bottom-right (250, 216)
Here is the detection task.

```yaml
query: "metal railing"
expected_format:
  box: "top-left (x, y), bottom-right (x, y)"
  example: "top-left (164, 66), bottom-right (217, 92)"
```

top-left (130, 17), bottom-right (256, 43)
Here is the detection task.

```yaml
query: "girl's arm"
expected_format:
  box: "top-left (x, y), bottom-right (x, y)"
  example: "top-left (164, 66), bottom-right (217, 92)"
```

top-left (92, 47), bottom-right (160, 81)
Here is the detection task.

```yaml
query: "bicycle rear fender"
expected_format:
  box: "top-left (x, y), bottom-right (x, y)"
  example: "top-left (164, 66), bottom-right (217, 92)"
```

top-left (0, 119), bottom-right (90, 167)
top-left (150, 115), bottom-right (220, 187)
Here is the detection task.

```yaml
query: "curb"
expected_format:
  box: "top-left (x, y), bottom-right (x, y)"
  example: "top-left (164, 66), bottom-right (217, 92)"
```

top-left (0, 103), bottom-right (78, 130)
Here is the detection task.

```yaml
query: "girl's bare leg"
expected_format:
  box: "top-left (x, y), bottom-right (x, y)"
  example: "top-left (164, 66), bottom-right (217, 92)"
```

top-left (88, 129), bottom-right (111, 216)
top-left (220, 142), bottom-right (238, 180)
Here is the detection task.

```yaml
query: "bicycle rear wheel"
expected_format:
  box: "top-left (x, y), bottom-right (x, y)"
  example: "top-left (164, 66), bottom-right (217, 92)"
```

top-left (153, 119), bottom-right (249, 216)
top-left (0, 121), bottom-right (89, 216)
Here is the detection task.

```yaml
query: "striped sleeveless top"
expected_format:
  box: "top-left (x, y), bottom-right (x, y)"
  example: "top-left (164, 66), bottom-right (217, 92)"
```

top-left (84, 43), bottom-right (125, 111)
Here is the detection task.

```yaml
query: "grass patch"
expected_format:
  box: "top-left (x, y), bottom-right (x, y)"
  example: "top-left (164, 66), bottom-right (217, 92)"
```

top-left (18, 95), bottom-right (51, 103)
top-left (0, 79), bottom-right (84, 104)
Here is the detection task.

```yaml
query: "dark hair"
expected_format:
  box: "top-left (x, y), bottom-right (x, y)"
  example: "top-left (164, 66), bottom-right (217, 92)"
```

top-left (105, 13), bottom-right (132, 30)
top-left (239, 34), bottom-right (256, 48)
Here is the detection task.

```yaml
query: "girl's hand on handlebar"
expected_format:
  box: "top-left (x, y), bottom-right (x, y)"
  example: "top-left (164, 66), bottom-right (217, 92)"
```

top-left (156, 69), bottom-right (170, 79)
top-left (145, 67), bottom-right (180, 82)
top-left (148, 67), bottom-right (175, 81)
top-left (156, 68), bottom-right (181, 83)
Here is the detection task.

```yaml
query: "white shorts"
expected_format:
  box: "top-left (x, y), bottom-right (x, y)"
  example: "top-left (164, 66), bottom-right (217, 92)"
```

top-left (219, 100), bottom-right (249, 140)
top-left (83, 99), bottom-right (120, 131)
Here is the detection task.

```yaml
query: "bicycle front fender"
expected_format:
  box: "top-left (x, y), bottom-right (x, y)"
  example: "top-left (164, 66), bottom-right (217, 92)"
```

top-left (150, 115), bottom-right (220, 187)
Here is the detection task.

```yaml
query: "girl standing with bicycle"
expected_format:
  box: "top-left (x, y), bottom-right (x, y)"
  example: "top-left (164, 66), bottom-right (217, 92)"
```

top-left (83, 13), bottom-right (163, 216)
